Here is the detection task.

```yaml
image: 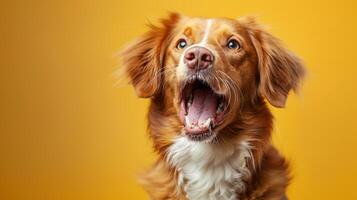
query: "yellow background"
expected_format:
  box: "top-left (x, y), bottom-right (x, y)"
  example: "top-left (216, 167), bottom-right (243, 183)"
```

top-left (1, 0), bottom-right (356, 199)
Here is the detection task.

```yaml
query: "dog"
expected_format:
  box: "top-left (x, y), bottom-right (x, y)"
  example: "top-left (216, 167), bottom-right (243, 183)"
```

top-left (121, 13), bottom-right (305, 200)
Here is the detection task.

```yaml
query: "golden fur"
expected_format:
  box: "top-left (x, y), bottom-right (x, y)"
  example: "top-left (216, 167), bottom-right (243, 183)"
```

top-left (121, 13), bottom-right (305, 200)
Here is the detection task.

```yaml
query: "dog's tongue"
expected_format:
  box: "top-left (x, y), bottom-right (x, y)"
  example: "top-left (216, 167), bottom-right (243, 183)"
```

top-left (186, 88), bottom-right (217, 127)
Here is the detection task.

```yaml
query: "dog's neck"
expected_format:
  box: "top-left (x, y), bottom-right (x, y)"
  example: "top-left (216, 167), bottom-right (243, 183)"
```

top-left (148, 96), bottom-right (273, 199)
top-left (167, 136), bottom-right (254, 200)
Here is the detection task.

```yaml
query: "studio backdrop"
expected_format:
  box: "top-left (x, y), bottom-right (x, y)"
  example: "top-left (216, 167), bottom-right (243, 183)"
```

top-left (0, 0), bottom-right (356, 199)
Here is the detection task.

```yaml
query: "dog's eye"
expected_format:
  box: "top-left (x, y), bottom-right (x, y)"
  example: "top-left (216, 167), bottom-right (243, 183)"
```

top-left (176, 39), bottom-right (187, 49)
top-left (227, 39), bottom-right (240, 49)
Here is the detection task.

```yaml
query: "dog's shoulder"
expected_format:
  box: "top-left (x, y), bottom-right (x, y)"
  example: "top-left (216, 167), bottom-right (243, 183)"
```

top-left (244, 145), bottom-right (291, 200)
top-left (139, 159), bottom-right (186, 200)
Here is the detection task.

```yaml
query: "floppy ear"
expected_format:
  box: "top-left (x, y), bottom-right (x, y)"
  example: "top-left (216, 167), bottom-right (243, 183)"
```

top-left (242, 17), bottom-right (306, 108)
top-left (121, 13), bottom-right (180, 98)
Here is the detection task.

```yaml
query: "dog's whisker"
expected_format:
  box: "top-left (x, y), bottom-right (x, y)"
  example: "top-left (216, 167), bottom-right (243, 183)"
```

top-left (217, 70), bottom-right (244, 113)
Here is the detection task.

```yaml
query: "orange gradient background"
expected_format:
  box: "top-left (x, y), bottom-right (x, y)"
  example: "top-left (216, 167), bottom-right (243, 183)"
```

top-left (1, 0), bottom-right (357, 199)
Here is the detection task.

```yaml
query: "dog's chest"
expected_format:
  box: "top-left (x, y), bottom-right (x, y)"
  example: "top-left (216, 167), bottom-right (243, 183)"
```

top-left (167, 137), bottom-right (251, 200)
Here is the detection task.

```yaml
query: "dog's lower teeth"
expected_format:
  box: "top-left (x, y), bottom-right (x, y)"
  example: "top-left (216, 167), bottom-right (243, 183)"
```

top-left (203, 118), bottom-right (211, 128)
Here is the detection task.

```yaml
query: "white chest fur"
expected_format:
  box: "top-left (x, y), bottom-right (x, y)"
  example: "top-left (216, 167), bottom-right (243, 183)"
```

top-left (167, 137), bottom-right (252, 200)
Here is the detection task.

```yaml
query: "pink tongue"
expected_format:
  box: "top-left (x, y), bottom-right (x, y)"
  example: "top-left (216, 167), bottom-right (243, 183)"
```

top-left (186, 88), bottom-right (218, 126)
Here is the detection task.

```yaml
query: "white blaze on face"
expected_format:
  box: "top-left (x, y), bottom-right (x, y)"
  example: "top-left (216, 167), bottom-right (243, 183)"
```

top-left (200, 19), bottom-right (213, 45)
top-left (176, 19), bottom-right (214, 79)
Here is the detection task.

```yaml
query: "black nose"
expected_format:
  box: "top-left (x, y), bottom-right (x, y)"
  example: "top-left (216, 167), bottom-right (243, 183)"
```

top-left (184, 46), bottom-right (214, 71)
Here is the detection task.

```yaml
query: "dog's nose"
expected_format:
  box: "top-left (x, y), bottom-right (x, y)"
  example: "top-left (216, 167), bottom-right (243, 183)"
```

top-left (184, 47), bottom-right (214, 70)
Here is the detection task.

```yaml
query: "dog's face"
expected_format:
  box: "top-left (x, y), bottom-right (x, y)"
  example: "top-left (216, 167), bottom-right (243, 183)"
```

top-left (122, 13), bottom-right (304, 142)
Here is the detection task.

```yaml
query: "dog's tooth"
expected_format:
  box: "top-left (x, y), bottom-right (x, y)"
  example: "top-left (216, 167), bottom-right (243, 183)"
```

top-left (198, 122), bottom-right (203, 128)
top-left (217, 102), bottom-right (224, 114)
top-left (219, 102), bottom-right (224, 109)
top-left (203, 118), bottom-right (211, 128)
top-left (187, 102), bottom-right (192, 108)
top-left (185, 116), bottom-right (189, 126)
top-left (190, 122), bottom-right (196, 129)
top-left (208, 122), bottom-right (212, 133)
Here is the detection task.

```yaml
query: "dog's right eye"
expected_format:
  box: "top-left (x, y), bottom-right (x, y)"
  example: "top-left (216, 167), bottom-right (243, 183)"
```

top-left (227, 39), bottom-right (240, 49)
top-left (176, 39), bottom-right (187, 49)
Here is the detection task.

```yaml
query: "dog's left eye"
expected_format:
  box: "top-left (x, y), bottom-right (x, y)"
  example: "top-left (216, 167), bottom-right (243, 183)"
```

top-left (176, 39), bottom-right (187, 49)
top-left (227, 39), bottom-right (240, 49)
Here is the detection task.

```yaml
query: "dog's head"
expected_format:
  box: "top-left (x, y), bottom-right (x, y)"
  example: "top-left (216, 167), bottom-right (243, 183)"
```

top-left (122, 13), bottom-right (305, 142)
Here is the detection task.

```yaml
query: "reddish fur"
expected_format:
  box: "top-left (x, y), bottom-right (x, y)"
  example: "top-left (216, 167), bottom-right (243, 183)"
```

top-left (121, 13), bottom-right (305, 200)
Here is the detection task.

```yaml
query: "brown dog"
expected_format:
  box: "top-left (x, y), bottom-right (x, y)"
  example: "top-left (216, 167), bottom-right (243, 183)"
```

top-left (121, 13), bottom-right (305, 200)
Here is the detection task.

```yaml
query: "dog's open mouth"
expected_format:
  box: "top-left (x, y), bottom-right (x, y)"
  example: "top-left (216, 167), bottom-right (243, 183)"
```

top-left (179, 79), bottom-right (227, 141)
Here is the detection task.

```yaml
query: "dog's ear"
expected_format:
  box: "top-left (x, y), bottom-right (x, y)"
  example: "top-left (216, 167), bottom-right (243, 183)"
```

top-left (241, 17), bottom-right (306, 108)
top-left (121, 13), bottom-right (180, 98)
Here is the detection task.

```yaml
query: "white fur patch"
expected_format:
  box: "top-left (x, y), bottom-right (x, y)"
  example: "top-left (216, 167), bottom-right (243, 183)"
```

top-left (167, 136), bottom-right (252, 200)
top-left (200, 19), bottom-right (213, 45)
